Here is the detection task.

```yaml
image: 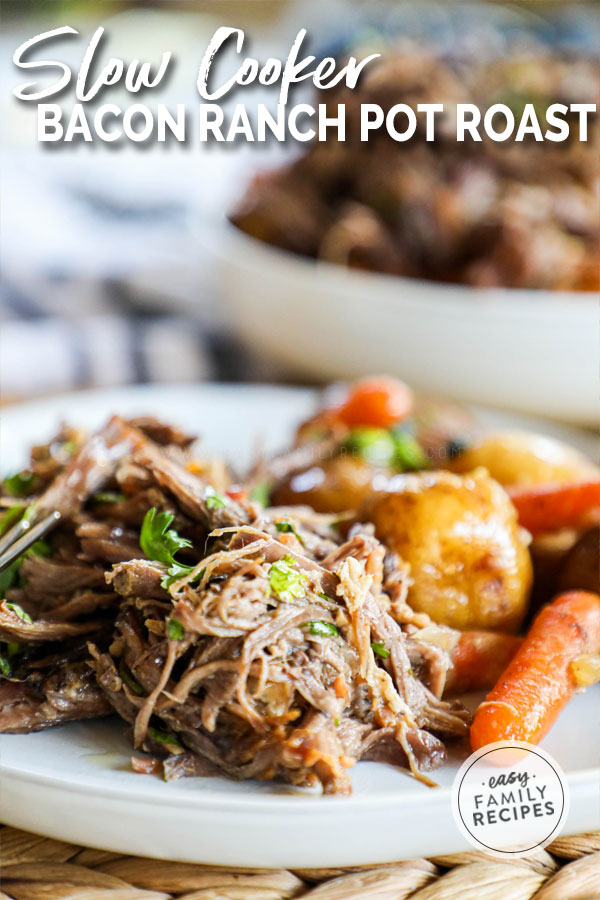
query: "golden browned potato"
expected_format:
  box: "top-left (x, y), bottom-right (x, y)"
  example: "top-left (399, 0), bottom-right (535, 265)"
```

top-left (362, 469), bottom-right (532, 632)
top-left (271, 456), bottom-right (388, 513)
top-left (445, 431), bottom-right (598, 487)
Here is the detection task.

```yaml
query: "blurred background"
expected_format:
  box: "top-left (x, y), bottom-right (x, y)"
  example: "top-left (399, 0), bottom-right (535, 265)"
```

top-left (1, 0), bottom-right (598, 422)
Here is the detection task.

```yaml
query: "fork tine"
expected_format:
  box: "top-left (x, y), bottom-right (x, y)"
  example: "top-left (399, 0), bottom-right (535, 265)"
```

top-left (0, 511), bottom-right (61, 572)
top-left (0, 514), bottom-right (36, 557)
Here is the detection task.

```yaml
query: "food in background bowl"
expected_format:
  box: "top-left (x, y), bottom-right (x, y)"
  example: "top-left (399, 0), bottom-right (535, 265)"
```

top-left (231, 48), bottom-right (599, 291)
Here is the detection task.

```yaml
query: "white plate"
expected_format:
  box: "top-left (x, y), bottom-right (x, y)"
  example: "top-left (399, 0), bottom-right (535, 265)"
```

top-left (199, 219), bottom-right (598, 426)
top-left (0, 384), bottom-right (598, 867)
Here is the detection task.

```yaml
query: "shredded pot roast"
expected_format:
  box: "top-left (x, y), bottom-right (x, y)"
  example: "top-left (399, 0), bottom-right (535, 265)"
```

top-left (0, 416), bottom-right (470, 794)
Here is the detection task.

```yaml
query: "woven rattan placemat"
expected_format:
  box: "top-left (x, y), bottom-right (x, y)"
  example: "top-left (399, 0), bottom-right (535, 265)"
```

top-left (1, 826), bottom-right (598, 899)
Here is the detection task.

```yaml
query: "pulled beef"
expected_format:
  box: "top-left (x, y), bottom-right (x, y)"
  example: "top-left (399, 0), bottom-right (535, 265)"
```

top-left (108, 559), bottom-right (169, 599)
top-left (35, 416), bottom-right (148, 520)
top-left (132, 444), bottom-right (251, 530)
top-left (18, 556), bottom-right (106, 602)
top-left (91, 522), bottom-right (469, 794)
top-left (127, 417), bottom-right (195, 449)
top-left (1, 413), bottom-right (471, 795)
top-left (0, 606), bottom-right (106, 643)
top-left (0, 416), bottom-right (212, 733)
top-left (0, 663), bottom-right (111, 733)
top-left (76, 521), bottom-right (143, 564)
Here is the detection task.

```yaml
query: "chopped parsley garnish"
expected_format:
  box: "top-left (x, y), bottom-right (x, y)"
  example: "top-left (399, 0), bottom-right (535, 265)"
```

top-left (305, 620), bottom-right (339, 638)
top-left (0, 540), bottom-right (50, 602)
top-left (0, 655), bottom-right (11, 677)
top-left (333, 717), bottom-right (340, 727)
top-left (392, 429), bottom-right (429, 472)
top-left (269, 555), bottom-right (307, 603)
top-left (5, 602), bottom-right (33, 624)
top-left (140, 508), bottom-right (200, 590)
top-left (371, 641), bottom-right (390, 659)
top-left (342, 428), bottom-right (396, 466)
top-left (342, 426), bottom-right (428, 472)
top-left (249, 481), bottom-right (270, 508)
top-left (91, 491), bottom-right (125, 505)
top-left (119, 659), bottom-right (144, 696)
top-left (160, 563), bottom-right (198, 591)
top-left (140, 508), bottom-right (192, 565)
top-left (62, 440), bottom-right (77, 456)
top-left (166, 617), bottom-right (185, 641)
top-left (275, 521), bottom-right (294, 534)
top-left (3, 471), bottom-right (37, 497)
top-left (148, 726), bottom-right (183, 751)
top-left (275, 520), bottom-right (305, 544)
top-left (205, 487), bottom-right (226, 510)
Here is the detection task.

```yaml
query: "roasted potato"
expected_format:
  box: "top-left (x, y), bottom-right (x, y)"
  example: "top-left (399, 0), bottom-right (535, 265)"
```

top-left (270, 386), bottom-right (481, 514)
top-left (445, 431), bottom-right (598, 487)
top-left (271, 455), bottom-right (388, 514)
top-left (362, 468), bottom-right (532, 631)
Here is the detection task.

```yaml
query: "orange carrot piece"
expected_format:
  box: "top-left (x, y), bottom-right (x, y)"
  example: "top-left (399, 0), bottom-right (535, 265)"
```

top-left (334, 376), bottom-right (413, 429)
top-left (445, 631), bottom-right (523, 695)
top-left (470, 591), bottom-right (600, 751)
top-left (509, 480), bottom-right (600, 536)
top-left (226, 486), bottom-right (247, 503)
top-left (333, 675), bottom-right (349, 699)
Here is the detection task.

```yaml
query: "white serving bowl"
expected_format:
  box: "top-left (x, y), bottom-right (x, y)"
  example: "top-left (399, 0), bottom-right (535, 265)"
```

top-left (203, 219), bottom-right (597, 425)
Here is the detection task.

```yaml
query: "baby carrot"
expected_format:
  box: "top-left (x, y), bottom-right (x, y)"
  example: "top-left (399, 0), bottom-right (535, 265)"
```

top-left (508, 480), bottom-right (600, 536)
top-left (470, 591), bottom-right (600, 751)
top-left (334, 376), bottom-right (414, 429)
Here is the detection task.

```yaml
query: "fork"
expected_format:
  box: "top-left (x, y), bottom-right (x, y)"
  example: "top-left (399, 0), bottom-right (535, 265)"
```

top-left (0, 509), bottom-right (62, 572)
top-left (0, 416), bottom-right (147, 576)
